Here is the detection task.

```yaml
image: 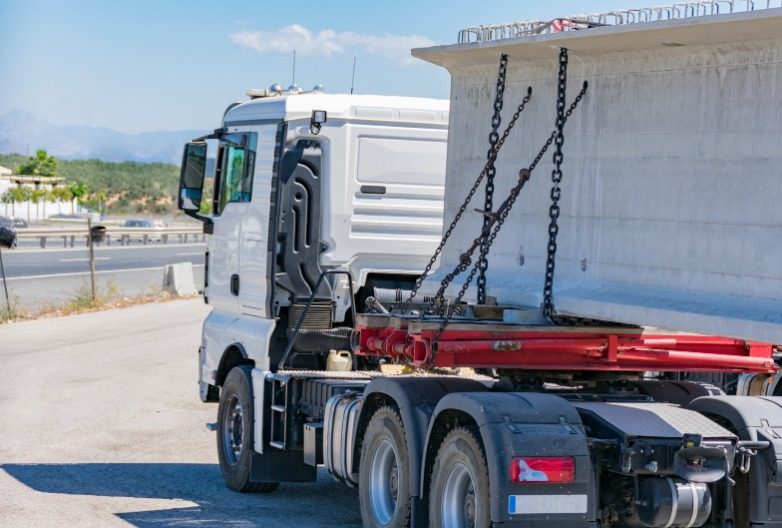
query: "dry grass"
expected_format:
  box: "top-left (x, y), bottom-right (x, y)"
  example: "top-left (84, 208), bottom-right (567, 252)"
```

top-left (1, 289), bottom-right (200, 324)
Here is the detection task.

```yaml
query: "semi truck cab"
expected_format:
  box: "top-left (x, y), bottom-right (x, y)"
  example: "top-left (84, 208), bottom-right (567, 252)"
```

top-left (178, 90), bottom-right (449, 399)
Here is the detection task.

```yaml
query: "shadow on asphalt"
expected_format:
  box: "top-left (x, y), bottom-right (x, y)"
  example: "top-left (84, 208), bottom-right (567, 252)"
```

top-left (2, 463), bottom-right (362, 527)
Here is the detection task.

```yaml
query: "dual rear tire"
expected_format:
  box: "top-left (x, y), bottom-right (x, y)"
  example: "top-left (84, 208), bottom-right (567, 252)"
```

top-left (359, 407), bottom-right (490, 528)
top-left (359, 407), bottom-right (411, 527)
top-left (429, 428), bottom-right (491, 528)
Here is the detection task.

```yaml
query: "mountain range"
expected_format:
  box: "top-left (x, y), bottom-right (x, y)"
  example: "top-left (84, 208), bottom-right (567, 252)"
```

top-left (0, 110), bottom-right (204, 164)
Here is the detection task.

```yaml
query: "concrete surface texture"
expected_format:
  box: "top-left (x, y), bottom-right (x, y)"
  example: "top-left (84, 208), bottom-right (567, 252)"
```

top-left (415, 10), bottom-right (782, 343)
top-left (0, 300), bottom-right (362, 527)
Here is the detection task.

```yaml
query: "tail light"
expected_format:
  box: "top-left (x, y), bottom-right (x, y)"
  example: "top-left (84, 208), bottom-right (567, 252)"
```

top-left (510, 456), bottom-right (576, 483)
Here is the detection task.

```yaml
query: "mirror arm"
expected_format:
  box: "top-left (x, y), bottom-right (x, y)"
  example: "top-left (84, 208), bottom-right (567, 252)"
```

top-left (184, 210), bottom-right (213, 234)
top-left (193, 128), bottom-right (225, 142)
top-left (194, 128), bottom-right (243, 147)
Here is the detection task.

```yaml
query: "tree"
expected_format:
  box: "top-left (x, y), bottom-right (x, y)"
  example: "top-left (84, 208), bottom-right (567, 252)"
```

top-left (30, 189), bottom-right (48, 221)
top-left (17, 150), bottom-right (57, 177)
top-left (4, 186), bottom-right (32, 222)
top-left (68, 182), bottom-right (88, 214)
top-left (84, 190), bottom-right (108, 215)
top-left (50, 187), bottom-right (73, 214)
top-left (0, 190), bottom-right (13, 217)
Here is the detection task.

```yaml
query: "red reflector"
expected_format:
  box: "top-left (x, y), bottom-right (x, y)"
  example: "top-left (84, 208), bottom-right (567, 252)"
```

top-left (510, 457), bottom-right (576, 483)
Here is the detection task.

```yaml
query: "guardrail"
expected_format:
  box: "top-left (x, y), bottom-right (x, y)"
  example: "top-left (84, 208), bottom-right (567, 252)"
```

top-left (16, 226), bottom-right (205, 248)
top-left (457, 0), bottom-right (782, 43)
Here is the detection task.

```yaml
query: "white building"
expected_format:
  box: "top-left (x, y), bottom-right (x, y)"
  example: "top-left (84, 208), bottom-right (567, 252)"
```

top-left (0, 164), bottom-right (70, 221)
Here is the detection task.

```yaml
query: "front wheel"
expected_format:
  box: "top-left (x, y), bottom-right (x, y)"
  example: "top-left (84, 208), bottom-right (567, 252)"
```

top-left (216, 365), bottom-right (278, 493)
top-left (429, 427), bottom-right (491, 528)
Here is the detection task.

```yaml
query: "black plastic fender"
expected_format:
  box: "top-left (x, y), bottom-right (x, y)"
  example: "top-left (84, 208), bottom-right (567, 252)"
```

top-left (688, 396), bottom-right (782, 525)
top-left (357, 376), bottom-right (489, 497)
top-left (423, 392), bottom-right (595, 526)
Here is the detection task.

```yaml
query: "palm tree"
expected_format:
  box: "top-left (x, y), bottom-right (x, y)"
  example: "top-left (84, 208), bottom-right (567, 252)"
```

top-left (68, 183), bottom-right (88, 214)
top-left (5, 187), bottom-right (32, 222)
top-left (50, 187), bottom-right (73, 214)
top-left (17, 150), bottom-right (57, 177)
top-left (30, 189), bottom-right (48, 221)
top-left (0, 190), bottom-right (12, 217)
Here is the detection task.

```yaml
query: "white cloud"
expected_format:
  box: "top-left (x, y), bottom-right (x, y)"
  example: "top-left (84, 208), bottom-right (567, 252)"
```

top-left (230, 25), bottom-right (435, 65)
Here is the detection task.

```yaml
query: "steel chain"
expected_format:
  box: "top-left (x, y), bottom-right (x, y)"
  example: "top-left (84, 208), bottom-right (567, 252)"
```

top-left (477, 54), bottom-right (508, 305)
top-left (428, 78), bottom-right (588, 362)
top-left (402, 82), bottom-right (533, 313)
top-left (428, 80), bottom-right (587, 316)
top-left (542, 48), bottom-right (569, 321)
top-left (427, 88), bottom-right (533, 313)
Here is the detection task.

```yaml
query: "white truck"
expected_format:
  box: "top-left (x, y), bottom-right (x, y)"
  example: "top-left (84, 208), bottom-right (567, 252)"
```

top-left (179, 4), bottom-right (782, 528)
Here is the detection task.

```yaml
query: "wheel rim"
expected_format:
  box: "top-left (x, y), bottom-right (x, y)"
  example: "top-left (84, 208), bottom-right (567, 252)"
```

top-left (441, 462), bottom-right (478, 528)
top-left (222, 395), bottom-right (244, 464)
top-left (369, 438), bottom-right (400, 525)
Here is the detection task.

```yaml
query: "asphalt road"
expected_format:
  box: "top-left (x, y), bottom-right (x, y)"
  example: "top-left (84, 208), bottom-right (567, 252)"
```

top-left (0, 300), bottom-right (363, 527)
top-left (0, 243), bottom-right (206, 278)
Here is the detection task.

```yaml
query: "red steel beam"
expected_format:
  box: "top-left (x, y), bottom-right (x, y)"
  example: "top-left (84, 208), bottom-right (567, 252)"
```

top-left (354, 324), bottom-right (776, 372)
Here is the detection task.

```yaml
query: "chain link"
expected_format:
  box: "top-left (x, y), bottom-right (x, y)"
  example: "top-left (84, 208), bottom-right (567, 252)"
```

top-left (429, 80), bottom-right (588, 315)
top-left (428, 90), bottom-right (534, 314)
top-left (477, 54), bottom-right (508, 305)
top-left (402, 75), bottom-right (533, 313)
top-left (428, 78), bottom-right (589, 363)
top-left (542, 48), bottom-right (570, 321)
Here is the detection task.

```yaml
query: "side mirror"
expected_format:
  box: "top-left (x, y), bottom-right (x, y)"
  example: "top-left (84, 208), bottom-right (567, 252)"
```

top-left (178, 142), bottom-right (207, 212)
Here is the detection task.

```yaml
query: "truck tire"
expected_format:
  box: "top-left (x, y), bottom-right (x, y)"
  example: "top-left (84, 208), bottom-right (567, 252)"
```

top-left (216, 365), bottom-right (279, 493)
top-left (429, 427), bottom-right (490, 528)
top-left (359, 406), bottom-right (411, 528)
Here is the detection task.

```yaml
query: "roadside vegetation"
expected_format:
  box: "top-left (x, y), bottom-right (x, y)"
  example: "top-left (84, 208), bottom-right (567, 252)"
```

top-left (1, 284), bottom-right (198, 324)
top-left (0, 149), bottom-right (200, 324)
top-left (0, 151), bottom-right (180, 216)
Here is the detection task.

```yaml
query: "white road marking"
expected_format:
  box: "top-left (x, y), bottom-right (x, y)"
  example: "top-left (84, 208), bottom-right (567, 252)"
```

top-left (6, 264), bottom-right (205, 281)
top-left (59, 257), bottom-right (111, 262)
top-left (10, 243), bottom-right (205, 255)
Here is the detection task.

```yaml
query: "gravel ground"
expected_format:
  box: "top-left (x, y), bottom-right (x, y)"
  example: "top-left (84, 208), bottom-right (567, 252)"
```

top-left (0, 299), bottom-right (363, 527)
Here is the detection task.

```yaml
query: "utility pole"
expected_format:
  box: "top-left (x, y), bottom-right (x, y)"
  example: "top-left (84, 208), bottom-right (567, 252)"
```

top-left (87, 217), bottom-right (96, 301)
top-left (0, 246), bottom-right (10, 320)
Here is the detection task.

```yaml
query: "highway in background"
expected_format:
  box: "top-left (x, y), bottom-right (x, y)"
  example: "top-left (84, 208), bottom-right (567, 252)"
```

top-left (0, 243), bottom-right (206, 278)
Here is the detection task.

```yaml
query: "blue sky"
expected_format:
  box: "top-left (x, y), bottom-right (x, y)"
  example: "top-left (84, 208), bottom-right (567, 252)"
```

top-left (1, 0), bottom-right (652, 133)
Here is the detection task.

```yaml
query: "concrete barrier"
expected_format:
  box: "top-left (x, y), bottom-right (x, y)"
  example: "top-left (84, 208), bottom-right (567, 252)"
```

top-left (163, 263), bottom-right (198, 296)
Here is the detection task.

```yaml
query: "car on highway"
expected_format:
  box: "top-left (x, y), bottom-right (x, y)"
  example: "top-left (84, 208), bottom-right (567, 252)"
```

top-left (120, 218), bottom-right (165, 242)
top-left (0, 217), bottom-right (17, 249)
top-left (122, 219), bottom-right (153, 228)
top-left (11, 217), bottom-right (27, 228)
top-left (49, 213), bottom-right (85, 220)
top-left (121, 218), bottom-right (166, 228)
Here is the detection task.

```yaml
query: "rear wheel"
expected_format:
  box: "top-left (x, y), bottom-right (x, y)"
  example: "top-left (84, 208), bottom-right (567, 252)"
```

top-left (429, 427), bottom-right (490, 528)
top-left (216, 365), bottom-right (279, 493)
top-left (359, 406), bottom-right (411, 527)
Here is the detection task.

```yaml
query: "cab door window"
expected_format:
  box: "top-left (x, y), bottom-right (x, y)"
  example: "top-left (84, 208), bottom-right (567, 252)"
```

top-left (215, 133), bottom-right (257, 215)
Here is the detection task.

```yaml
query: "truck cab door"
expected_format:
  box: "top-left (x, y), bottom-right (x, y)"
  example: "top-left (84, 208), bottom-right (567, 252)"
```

top-left (237, 123), bottom-right (281, 317)
top-left (207, 131), bottom-right (257, 313)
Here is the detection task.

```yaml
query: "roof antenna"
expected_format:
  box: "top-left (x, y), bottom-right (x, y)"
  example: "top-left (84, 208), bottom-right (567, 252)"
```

top-left (292, 49), bottom-right (297, 85)
top-left (350, 56), bottom-right (357, 94)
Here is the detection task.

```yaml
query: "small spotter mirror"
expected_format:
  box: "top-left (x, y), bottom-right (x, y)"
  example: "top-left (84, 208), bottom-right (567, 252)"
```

top-left (310, 110), bottom-right (327, 135)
